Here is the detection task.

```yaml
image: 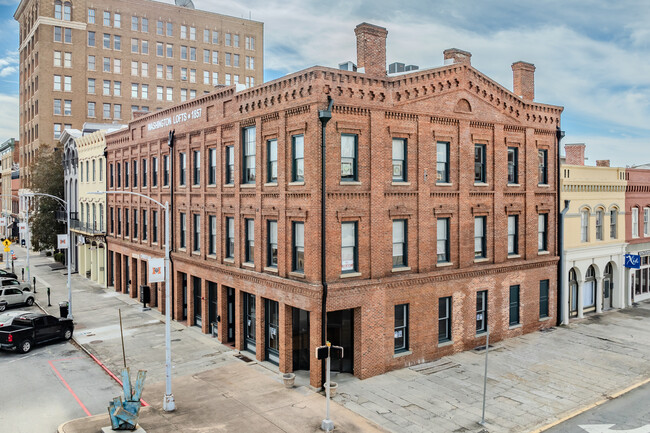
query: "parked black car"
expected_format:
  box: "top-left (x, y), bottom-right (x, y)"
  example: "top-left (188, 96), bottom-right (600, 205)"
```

top-left (0, 269), bottom-right (18, 280)
top-left (0, 313), bottom-right (73, 353)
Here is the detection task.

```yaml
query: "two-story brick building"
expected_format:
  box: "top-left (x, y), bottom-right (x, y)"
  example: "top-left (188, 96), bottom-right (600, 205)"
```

top-left (624, 167), bottom-right (650, 304)
top-left (105, 23), bottom-right (563, 387)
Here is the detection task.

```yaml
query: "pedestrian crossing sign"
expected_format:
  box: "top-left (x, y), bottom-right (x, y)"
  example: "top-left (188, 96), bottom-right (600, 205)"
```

top-left (2, 239), bottom-right (11, 247)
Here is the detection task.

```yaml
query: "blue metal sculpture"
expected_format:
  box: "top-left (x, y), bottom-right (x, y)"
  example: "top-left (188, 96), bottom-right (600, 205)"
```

top-left (108, 368), bottom-right (147, 430)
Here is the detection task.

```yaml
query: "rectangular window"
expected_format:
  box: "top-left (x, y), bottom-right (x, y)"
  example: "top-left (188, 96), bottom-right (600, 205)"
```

top-left (341, 221), bottom-right (357, 273)
top-left (163, 154), bottom-right (169, 186)
top-left (475, 143), bottom-right (486, 183)
top-left (152, 210), bottom-right (158, 243)
top-left (114, 35), bottom-right (121, 50)
top-left (292, 222), bottom-right (305, 272)
top-left (133, 209), bottom-right (138, 238)
top-left (610, 209), bottom-right (617, 239)
top-left (193, 214), bottom-right (200, 253)
top-left (633, 208), bottom-right (639, 238)
top-left (212, 31), bottom-right (218, 44)
top-left (141, 18), bottom-right (148, 32)
top-left (394, 304), bottom-right (409, 353)
top-left (245, 219), bottom-right (254, 263)
top-left (179, 213), bottom-right (186, 249)
top-left (109, 164), bottom-right (114, 188)
top-left (181, 45), bottom-right (187, 60)
top-left (265, 139), bottom-right (278, 183)
top-left (242, 126), bottom-right (256, 184)
top-left (88, 8), bottom-right (95, 24)
top-left (437, 217), bottom-right (450, 263)
top-left (476, 291), bottom-right (487, 333)
top-left (142, 159), bottom-right (147, 187)
top-left (645, 208), bottom-right (650, 237)
top-left (117, 208), bottom-right (121, 235)
top-left (341, 134), bottom-right (358, 181)
top-left (141, 40), bottom-right (148, 54)
top-left (157, 20), bottom-right (163, 35)
top-left (114, 13), bottom-right (121, 28)
top-left (538, 214), bottom-right (548, 251)
top-left (193, 150), bottom-right (201, 185)
top-left (208, 215), bottom-right (216, 255)
top-left (131, 16), bottom-right (138, 31)
top-left (474, 216), bottom-right (487, 259)
top-left (540, 280), bottom-right (549, 318)
top-left (142, 63), bottom-right (148, 78)
top-left (54, 75), bottom-right (62, 91)
top-left (124, 161), bottom-right (129, 187)
top-left (110, 207), bottom-right (114, 233)
top-left (142, 210), bottom-right (148, 239)
top-left (131, 38), bottom-right (138, 53)
top-left (208, 148), bottom-right (217, 185)
top-left (166, 22), bottom-right (172, 37)
top-left (53, 99), bottom-right (62, 115)
top-left (212, 51), bottom-right (218, 65)
top-left (436, 141), bottom-right (449, 183)
top-left (64, 100), bottom-right (71, 116)
top-left (132, 160), bottom-right (138, 187)
top-left (64, 76), bottom-right (71, 91)
top-left (267, 220), bottom-right (278, 268)
top-left (203, 29), bottom-right (209, 43)
top-left (582, 209), bottom-right (590, 241)
top-left (226, 217), bottom-right (235, 259)
top-left (64, 52), bottom-right (71, 68)
top-left (64, 28), bottom-right (71, 43)
top-left (88, 55), bottom-right (96, 71)
top-left (103, 57), bottom-right (110, 72)
top-left (88, 31), bottom-right (95, 46)
top-left (103, 33), bottom-right (110, 49)
top-left (103, 103), bottom-right (111, 119)
top-left (125, 208), bottom-right (129, 237)
top-left (538, 149), bottom-right (548, 185)
top-left (292, 135), bottom-right (304, 182)
top-left (225, 145), bottom-right (234, 184)
top-left (179, 152), bottom-right (186, 186)
top-left (54, 51), bottom-right (62, 67)
top-left (507, 147), bottom-right (518, 184)
top-left (166, 43), bottom-right (173, 58)
top-left (509, 285), bottom-right (520, 326)
top-left (225, 33), bottom-right (231, 46)
top-left (507, 215), bottom-right (518, 255)
top-left (438, 297), bottom-right (451, 343)
top-left (87, 78), bottom-right (96, 94)
top-left (117, 163), bottom-right (121, 188)
top-left (392, 219), bottom-right (407, 268)
top-left (392, 138), bottom-right (406, 182)
top-left (54, 26), bottom-right (62, 42)
top-left (152, 156), bottom-right (158, 187)
top-left (246, 36), bottom-right (255, 50)
top-left (181, 25), bottom-right (187, 39)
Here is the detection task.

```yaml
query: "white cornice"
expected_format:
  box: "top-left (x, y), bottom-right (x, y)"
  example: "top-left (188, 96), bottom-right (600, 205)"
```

top-left (20, 17), bottom-right (87, 51)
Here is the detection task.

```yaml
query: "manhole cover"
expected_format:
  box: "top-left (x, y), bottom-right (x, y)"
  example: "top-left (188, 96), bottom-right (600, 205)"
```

top-left (90, 340), bottom-right (103, 344)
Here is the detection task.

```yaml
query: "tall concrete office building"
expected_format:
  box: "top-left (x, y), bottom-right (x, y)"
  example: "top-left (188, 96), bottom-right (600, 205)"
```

top-left (14, 0), bottom-right (264, 187)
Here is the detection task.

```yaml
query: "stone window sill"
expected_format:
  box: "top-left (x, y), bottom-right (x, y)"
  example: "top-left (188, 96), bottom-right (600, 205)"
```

top-left (474, 257), bottom-right (489, 263)
top-left (438, 340), bottom-right (453, 348)
top-left (507, 183), bottom-right (520, 187)
top-left (288, 181), bottom-right (305, 186)
top-left (393, 350), bottom-right (412, 358)
top-left (391, 181), bottom-right (411, 186)
top-left (538, 251), bottom-right (550, 255)
top-left (340, 181), bottom-right (361, 185)
top-left (264, 182), bottom-right (278, 187)
top-left (507, 254), bottom-right (521, 259)
top-left (474, 182), bottom-right (489, 187)
top-left (242, 262), bottom-right (254, 269)
top-left (223, 184), bottom-right (234, 188)
top-left (340, 272), bottom-right (361, 279)
top-left (538, 184), bottom-right (550, 188)
top-left (223, 258), bottom-right (235, 264)
top-left (539, 316), bottom-right (551, 322)
top-left (509, 323), bottom-right (522, 330)
top-left (436, 182), bottom-right (452, 187)
top-left (240, 184), bottom-right (255, 189)
top-left (437, 262), bottom-right (453, 268)
top-left (289, 271), bottom-right (305, 279)
top-left (392, 266), bottom-right (411, 273)
top-left (264, 266), bottom-right (278, 274)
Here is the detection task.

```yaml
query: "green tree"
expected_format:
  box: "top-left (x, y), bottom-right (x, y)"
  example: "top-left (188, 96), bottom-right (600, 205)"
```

top-left (30, 144), bottom-right (65, 251)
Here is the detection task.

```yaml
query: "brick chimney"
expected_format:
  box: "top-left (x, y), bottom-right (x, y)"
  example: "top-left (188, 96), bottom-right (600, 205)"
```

top-left (443, 48), bottom-right (472, 66)
top-left (596, 160), bottom-right (610, 167)
top-left (354, 23), bottom-right (388, 77)
top-left (565, 144), bottom-right (586, 166)
top-left (512, 61), bottom-right (535, 101)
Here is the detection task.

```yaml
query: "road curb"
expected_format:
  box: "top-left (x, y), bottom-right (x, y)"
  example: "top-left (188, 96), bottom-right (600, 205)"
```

top-left (528, 376), bottom-right (650, 432)
top-left (34, 300), bottom-right (149, 407)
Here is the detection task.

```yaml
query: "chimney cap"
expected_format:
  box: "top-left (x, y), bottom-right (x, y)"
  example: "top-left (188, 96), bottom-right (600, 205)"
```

top-left (444, 48), bottom-right (472, 65)
top-left (354, 22), bottom-right (388, 37)
top-left (512, 61), bottom-right (536, 71)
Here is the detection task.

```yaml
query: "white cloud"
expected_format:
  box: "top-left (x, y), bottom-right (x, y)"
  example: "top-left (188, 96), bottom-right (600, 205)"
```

top-left (0, 93), bottom-right (18, 139)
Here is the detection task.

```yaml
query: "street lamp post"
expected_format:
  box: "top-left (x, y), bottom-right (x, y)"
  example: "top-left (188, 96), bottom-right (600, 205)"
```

top-left (90, 190), bottom-right (175, 412)
top-left (24, 192), bottom-right (72, 318)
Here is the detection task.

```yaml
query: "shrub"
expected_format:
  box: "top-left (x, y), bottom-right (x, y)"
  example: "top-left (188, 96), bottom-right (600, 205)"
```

top-left (46, 251), bottom-right (52, 257)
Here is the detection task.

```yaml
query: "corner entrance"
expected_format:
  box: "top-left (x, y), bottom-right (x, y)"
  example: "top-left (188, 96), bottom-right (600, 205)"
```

top-left (327, 309), bottom-right (354, 373)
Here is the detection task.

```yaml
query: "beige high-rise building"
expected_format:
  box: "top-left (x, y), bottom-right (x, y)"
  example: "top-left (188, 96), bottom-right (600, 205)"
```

top-left (15, 0), bottom-right (264, 187)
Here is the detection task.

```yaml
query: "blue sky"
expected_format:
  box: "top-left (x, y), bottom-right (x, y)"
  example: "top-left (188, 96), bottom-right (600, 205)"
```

top-left (2, 0), bottom-right (650, 166)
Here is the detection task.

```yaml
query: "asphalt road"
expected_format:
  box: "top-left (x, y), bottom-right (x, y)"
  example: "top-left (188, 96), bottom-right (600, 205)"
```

top-left (0, 305), bottom-right (123, 433)
top-left (546, 380), bottom-right (650, 433)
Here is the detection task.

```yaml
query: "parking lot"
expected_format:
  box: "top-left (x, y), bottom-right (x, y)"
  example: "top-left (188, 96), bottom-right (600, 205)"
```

top-left (0, 304), bottom-right (123, 433)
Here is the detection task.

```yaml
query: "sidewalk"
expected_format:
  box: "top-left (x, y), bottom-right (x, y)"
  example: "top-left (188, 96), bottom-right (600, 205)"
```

top-left (17, 247), bottom-right (385, 433)
top-left (332, 305), bottom-right (650, 432)
top-left (20, 247), bottom-right (650, 432)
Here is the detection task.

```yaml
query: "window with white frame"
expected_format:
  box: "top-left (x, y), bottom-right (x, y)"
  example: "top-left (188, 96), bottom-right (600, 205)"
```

top-left (507, 215), bottom-right (518, 255)
top-left (392, 219), bottom-right (407, 268)
top-left (394, 304), bottom-right (409, 353)
top-left (581, 209), bottom-right (590, 242)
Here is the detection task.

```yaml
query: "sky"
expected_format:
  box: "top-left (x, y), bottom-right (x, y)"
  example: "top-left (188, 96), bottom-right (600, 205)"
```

top-left (1, 0), bottom-right (650, 166)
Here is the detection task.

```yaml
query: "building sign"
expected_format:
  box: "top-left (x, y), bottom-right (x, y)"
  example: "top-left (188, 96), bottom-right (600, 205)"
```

top-left (625, 254), bottom-right (641, 269)
top-left (18, 223), bottom-right (26, 232)
top-left (148, 258), bottom-right (165, 283)
top-left (0, 217), bottom-right (6, 226)
top-left (57, 234), bottom-right (68, 249)
top-left (147, 108), bottom-right (202, 131)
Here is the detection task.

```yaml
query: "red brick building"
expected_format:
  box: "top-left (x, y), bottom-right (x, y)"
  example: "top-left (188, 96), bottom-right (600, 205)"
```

top-left (105, 23), bottom-right (563, 387)
top-left (625, 168), bottom-right (650, 304)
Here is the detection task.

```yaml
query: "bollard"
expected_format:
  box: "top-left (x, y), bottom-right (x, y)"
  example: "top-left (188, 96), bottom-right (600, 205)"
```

top-left (21, 267), bottom-right (24, 281)
top-left (47, 287), bottom-right (51, 307)
top-left (33, 276), bottom-right (36, 293)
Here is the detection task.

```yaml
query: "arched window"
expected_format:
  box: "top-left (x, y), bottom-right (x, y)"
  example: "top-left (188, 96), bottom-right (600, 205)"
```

top-left (584, 265), bottom-right (596, 310)
top-left (610, 208), bottom-right (618, 239)
top-left (92, 204), bottom-right (96, 230)
top-left (595, 208), bottom-right (604, 241)
top-left (54, 1), bottom-right (62, 19)
top-left (569, 268), bottom-right (578, 314)
top-left (63, 2), bottom-right (72, 21)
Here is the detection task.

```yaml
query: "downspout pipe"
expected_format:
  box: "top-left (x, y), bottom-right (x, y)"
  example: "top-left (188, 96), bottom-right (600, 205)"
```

top-left (168, 130), bottom-right (175, 318)
top-left (318, 96), bottom-right (333, 387)
top-left (556, 126), bottom-right (566, 326)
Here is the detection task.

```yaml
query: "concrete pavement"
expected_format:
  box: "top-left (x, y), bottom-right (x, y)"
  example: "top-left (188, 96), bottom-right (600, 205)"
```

top-left (16, 247), bottom-right (384, 433)
top-left (17, 246), bottom-right (650, 433)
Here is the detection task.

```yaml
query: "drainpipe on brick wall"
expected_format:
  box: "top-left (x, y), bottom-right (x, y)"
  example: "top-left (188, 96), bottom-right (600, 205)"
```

top-left (556, 125), bottom-right (567, 326)
top-left (168, 130), bottom-right (175, 318)
top-left (318, 96), bottom-right (333, 387)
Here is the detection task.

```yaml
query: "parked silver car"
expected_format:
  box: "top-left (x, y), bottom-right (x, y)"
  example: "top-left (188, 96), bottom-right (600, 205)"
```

top-left (0, 310), bottom-right (30, 327)
top-left (0, 281), bottom-right (34, 311)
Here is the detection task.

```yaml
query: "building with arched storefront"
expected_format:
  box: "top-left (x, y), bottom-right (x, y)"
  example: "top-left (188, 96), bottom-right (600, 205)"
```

top-left (624, 167), bottom-right (650, 304)
top-left (561, 144), bottom-right (627, 324)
